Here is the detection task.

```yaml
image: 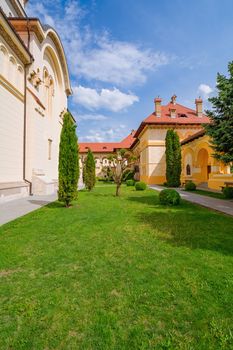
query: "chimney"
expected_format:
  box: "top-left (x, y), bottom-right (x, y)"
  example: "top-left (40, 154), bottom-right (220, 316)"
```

top-left (154, 97), bottom-right (162, 117)
top-left (195, 98), bottom-right (203, 117)
top-left (169, 107), bottom-right (176, 118)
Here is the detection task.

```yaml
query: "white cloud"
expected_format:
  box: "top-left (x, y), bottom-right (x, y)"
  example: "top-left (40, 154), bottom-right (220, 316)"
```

top-left (76, 38), bottom-right (170, 86)
top-left (79, 126), bottom-right (127, 142)
top-left (73, 86), bottom-right (139, 112)
top-left (26, 0), bottom-right (171, 87)
top-left (77, 114), bottom-right (108, 121)
top-left (197, 84), bottom-right (213, 99)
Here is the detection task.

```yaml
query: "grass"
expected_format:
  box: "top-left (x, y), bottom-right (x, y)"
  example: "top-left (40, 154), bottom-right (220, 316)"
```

top-left (0, 185), bottom-right (233, 350)
top-left (185, 188), bottom-right (228, 200)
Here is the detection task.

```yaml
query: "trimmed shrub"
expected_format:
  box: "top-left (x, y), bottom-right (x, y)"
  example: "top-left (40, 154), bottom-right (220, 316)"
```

top-left (185, 181), bottom-right (196, 191)
top-left (159, 189), bottom-right (180, 206)
top-left (223, 187), bottom-right (233, 199)
top-left (126, 179), bottom-right (135, 186)
top-left (123, 169), bottom-right (135, 182)
top-left (135, 181), bottom-right (147, 191)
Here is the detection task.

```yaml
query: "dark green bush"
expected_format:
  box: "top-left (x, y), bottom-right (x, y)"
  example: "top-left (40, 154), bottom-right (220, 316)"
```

top-left (185, 181), bottom-right (196, 191)
top-left (126, 179), bottom-right (135, 186)
top-left (122, 169), bottom-right (135, 182)
top-left (223, 187), bottom-right (233, 199)
top-left (159, 189), bottom-right (181, 205)
top-left (135, 181), bottom-right (147, 191)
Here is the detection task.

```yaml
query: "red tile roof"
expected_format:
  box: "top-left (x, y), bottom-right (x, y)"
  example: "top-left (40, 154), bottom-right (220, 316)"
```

top-left (134, 102), bottom-right (210, 138)
top-left (79, 131), bottom-right (136, 153)
top-left (181, 129), bottom-right (206, 145)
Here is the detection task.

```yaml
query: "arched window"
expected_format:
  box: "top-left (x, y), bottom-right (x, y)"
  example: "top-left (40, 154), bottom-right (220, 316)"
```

top-left (186, 164), bottom-right (191, 176)
top-left (44, 69), bottom-right (54, 117)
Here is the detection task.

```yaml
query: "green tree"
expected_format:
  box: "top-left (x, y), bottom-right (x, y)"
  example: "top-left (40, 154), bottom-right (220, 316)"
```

top-left (84, 149), bottom-right (96, 190)
top-left (165, 130), bottom-right (174, 186)
top-left (58, 112), bottom-right (79, 207)
top-left (109, 149), bottom-right (136, 196)
top-left (165, 129), bottom-right (181, 187)
top-left (205, 61), bottom-right (233, 164)
top-left (172, 131), bottom-right (181, 187)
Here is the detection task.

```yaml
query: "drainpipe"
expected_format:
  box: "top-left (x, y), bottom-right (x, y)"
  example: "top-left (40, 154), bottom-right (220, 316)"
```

top-left (23, 17), bottom-right (33, 195)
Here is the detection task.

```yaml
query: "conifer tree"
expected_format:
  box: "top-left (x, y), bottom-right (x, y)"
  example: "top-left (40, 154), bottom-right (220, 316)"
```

top-left (205, 61), bottom-right (233, 164)
top-left (172, 131), bottom-right (181, 187)
top-left (165, 129), bottom-right (181, 187)
top-left (165, 130), bottom-right (174, 186)
top-left (84, 149), bottom-right (96, 190)
top-left (58, 112), bottom-right (79, 207)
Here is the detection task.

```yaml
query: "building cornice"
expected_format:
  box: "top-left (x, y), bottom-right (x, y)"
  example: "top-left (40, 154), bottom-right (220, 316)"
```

top-left (0, 74), bottom-right (24, 102)
top-left (0, 9), bottom-right (32, 64)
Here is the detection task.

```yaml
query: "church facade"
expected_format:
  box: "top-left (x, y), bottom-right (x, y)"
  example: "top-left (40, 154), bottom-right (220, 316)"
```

top-left (0, 0), bottom-right (72, 202)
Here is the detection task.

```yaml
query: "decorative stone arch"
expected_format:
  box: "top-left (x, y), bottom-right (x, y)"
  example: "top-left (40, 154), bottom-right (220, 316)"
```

top-left (43, 46), bottom-right (63, 89)
top-left (182, 147), bottom-right (195, 176)
top-left (194, 141), bottom-right (212, 165)
top-left (44, 28), bottom-right (72, 96)
top-left (0, 43), bottom-right (8, 75)
top-left (8, 54), bottom-right (17, 84)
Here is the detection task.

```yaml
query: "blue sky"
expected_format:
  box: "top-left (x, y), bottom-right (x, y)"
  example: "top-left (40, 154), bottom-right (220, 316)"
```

top-left (27, 0), bottom-right (233, 142)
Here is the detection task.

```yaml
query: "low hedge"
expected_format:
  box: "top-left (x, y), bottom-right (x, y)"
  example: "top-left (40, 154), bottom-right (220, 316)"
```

top-left (185, 181), bottom-right (196, 191)
top-left (126, 179), bottom-right (135, 186)
top-left (223, 187), bottom-right (233, 199)
top-left (135, 181), bottom-right (147, 191)
top-left (159, 189), bottom-right (181, 206)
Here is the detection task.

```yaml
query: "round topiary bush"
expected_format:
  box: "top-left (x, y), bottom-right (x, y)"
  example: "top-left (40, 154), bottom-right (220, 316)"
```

top-left (185, 181), bottom-right (196, 191)
top-left (223, 187), bottom-right (233, 199)
top-left (135, 181), bottom-right (147, 191)
top-left (126, 179), bottom-right (135, 186)
top-left (159, 189), bottom-right (181, 205)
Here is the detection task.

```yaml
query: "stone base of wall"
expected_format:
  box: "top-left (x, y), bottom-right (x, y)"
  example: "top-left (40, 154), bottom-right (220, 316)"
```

top-left (0, 182), bottom-right (29, 203)
top-left (32, 175), bottom-right (57, 195)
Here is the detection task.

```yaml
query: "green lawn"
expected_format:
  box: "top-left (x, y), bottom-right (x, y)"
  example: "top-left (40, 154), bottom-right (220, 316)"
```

top-left (185, 188), bottom-right (227, 200)
top-left (0, 185), bottom-right (233, 350)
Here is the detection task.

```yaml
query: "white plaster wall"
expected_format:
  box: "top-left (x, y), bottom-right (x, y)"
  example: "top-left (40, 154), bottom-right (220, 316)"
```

top-left (148, 146), bottom-right (166, 176)
top-left (25, 32), bottom-right (67, 185)
top-left (0, 84), bottom-right (24, 182)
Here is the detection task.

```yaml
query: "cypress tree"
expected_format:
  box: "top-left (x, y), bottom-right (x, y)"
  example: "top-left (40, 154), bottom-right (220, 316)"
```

top-left (205, 61), bottom-right (233, 164)
top-left (84, 149), bottom-right (96, 191)
top-left (165, 129), bottom-right (181, 187)
top-left (172, 131), bottom-right (181, 187)
top-left (165, 130), bottom-right (174, 186)
top-left (58, 112), bottom-right (79, 207)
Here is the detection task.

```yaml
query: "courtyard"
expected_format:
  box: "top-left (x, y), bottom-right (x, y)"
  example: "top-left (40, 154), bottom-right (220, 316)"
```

top-left (0, 184), bottom-right (232, 349)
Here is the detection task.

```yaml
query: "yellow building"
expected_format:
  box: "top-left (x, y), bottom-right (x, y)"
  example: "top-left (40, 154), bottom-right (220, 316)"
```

top-left (131, 95), bottom-right (210, 185)
top-left (181, 130), bottom-right (233, 190)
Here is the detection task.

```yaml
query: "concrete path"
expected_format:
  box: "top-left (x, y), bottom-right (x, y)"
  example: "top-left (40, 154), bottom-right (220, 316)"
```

top-left (150, 185), bottom-right (233, 217)
top-left (0, 194), bottom-right (57, 226)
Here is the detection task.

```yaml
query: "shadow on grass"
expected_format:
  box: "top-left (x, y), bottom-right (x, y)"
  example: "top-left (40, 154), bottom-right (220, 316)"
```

top-left (142, 212), bottom-right (232, 256)
top-left (45, 201), bottom-right (66, 209)
top-left (127, 195), bottom-right (233, 256)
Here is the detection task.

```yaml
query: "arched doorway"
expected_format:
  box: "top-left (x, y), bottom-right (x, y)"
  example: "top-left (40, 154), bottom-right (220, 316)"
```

top-left (197, 148), bottom-right (209, 182)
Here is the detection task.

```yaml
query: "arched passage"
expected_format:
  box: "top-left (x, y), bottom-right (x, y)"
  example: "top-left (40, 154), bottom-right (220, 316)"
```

top-left (197, 148), bottom-right (210, 182)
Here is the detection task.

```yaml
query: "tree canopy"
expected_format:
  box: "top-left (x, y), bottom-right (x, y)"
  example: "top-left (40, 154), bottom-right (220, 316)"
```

top-left (205, 61), bottom-right (233, 164)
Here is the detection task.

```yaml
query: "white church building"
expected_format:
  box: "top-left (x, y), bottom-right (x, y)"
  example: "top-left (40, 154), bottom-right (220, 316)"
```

top-left (0, 0), bottom-right (72, 202)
